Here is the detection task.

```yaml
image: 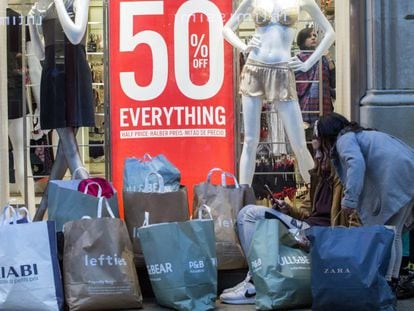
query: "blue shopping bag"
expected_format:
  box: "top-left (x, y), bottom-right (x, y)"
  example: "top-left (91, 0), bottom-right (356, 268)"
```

top-left (307, 225), bottom-right (395, 311)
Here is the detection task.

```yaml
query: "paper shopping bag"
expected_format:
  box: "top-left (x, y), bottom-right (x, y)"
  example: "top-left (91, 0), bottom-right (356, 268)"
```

top-left (0, 205), bottom-right (63, 311)
top-left (193, 168), bottom-right (255, 269)
top-left (248, 219), bottom-right (312, 310)
top-left (63, 215), bottom-right (142, 310)
top-left (138, 208), bottom-right (217, 311)
top-left (47, 179), bottom-right (119, 232)
top-left (307, 225), bottom-right (395, 311)
top-left (124, 173), bottom-right (189, 267)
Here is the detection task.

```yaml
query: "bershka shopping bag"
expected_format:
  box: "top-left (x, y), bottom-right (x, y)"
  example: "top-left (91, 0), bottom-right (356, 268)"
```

top-left (307, 225), bottom-right (395, 311)
top-left (123, 153), bottom-right (181, 192)
top-left (138, 206), bottom-right (217, 311)
top-left (0, 205), bottom-right (64, 311)
top-left (124, 172), bottom-right (189, 267)
top-left (47, 179), bottom-right (119, 232)
top-left (63, 200), bottom-right (142, 310)
top-left (193, 168), bottom-right (255, 269)
top-left (248, 219), bottom-right (312, 310)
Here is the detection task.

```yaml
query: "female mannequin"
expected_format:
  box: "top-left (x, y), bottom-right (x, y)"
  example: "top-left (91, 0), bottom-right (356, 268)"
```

top-left (29, 0), bottom-right (94, 220)
top-left (223, 0), bottom-right (335, 184)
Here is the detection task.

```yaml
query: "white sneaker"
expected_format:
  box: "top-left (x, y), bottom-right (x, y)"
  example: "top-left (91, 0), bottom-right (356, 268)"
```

top-left (220, 274), bottom-right (256, 304)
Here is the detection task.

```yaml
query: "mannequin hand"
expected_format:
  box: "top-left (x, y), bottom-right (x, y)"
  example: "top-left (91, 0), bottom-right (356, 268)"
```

top-left (288, 56), bottom-right (309, 72)
top-left (244, 34), bottom-right (261, 54)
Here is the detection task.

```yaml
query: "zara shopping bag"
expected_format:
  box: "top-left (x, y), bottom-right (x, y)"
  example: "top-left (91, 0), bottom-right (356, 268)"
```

top-left (123, 153), bottom-right (181, 192)
top-left (138, 207), bottom-right (217, 311)
top-left (47, 179), bottom-right (119, 232)
top-left (62, 200), bottom-right (142, 310)
top-left (0, 205), bottom-right (64, 311)
top-left (307, 225), bottom-right (395, 311)
top-left (193, 168), bottom-right (255, 269)
top-left (248, 219), bottom-right (312, 310)
top-left (124, 172), bottom-right (189, 267)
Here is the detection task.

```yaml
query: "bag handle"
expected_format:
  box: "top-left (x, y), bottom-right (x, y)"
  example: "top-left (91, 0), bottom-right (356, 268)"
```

top-left (206, 167), bottom-right (240, 188)
top-left (144, 172), bottom-right (165, 192)
top-left (198, 204), bottom-right (213, 220)
top-left (72, 166), bottom-right (89, 180)
top-left (82, 181), bottom-right (103, 197)
top-left (17, 207), bottom-right (33, 223)
top-left (140, 153), bottom-right (153, 162)
top-left (142, 211), bottom-right (150, 227)
top-left (0, 205), bottom-right (18, 225)
top-left (97, 197), bottom-right (116, 218)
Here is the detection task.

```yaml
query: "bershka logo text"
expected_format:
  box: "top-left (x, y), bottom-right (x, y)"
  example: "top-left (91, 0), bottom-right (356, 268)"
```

top-left (84, 254), bottom-right (127, 266)
top-left (324, 267), bottom-right (351, 274)
top-left (278, 255), bottom-right (310, 266)
top-left (147, 262), bottom-right (173, 275)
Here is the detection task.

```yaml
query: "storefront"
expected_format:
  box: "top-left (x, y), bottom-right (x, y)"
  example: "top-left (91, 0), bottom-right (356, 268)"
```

top-left (1, 0), bottom-right (413, 213)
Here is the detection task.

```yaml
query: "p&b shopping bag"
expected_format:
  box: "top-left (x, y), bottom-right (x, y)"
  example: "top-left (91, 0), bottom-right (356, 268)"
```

top-left (123, 153), bottom-right (181, 192)
top-left (47, 179), bottom-right (119, 232)
top-left (307, 225), bottom-right (395, 311)
top-left (0, 205), bottom-right (63, 311)
top-left (62, 200), bottom-right (142, 310)
top-left (193, 167), bottom-right (255, 270)
top-left (248, 219), bottom-right (312, 310)
top-left (123, 172), bottom-right (189, 267)
top-left (138, 206), bottom-right (217, 311)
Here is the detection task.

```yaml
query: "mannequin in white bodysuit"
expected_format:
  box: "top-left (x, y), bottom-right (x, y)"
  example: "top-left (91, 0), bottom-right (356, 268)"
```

top-left (223, 0), bottom-right (335, 185)
top-left (29, 0), bottom-right (93, 220)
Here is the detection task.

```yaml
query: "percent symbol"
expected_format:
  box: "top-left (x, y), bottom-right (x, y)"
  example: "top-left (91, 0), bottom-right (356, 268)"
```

top-left (190, 34), bottom-right (209, 58)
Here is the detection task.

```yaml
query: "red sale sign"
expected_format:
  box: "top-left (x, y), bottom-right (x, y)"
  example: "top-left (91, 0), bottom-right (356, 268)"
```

top-left (109, 0), bottom-right (235, 216)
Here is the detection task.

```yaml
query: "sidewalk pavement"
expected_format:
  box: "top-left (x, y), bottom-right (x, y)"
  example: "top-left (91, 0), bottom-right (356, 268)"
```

top-left (139, 297), bottom-right (414, 310)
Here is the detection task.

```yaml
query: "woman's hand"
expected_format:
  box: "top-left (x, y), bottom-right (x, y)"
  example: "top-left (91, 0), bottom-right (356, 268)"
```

top-left (341, 205), bottom-right (355, 218)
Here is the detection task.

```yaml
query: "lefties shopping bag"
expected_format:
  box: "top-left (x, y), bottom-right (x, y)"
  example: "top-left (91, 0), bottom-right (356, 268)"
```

top-left (47, 179), bottom-right (119, 232)
top-left (124, 172), bottom-right (189, 267)
top-left (62, 200), bottom-right (142, 310)
top-left (307, 225), bottom-right (395, 311)
top-left (123, 153), bottom-right (181, 192)
top-left (193, 168), bottom-right (256, 270)
top-left (138, 206), bottom-right (217, 311)
top-left (0, 205), bottom-right (64, 311)
top-left (248, 219), bottom-right (312, 310)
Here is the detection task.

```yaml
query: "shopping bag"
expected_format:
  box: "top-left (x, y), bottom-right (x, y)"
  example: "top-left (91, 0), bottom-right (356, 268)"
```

top-left (307, 225), bottom-right (395, 311)
top-left (62, 200), bottom-right (142, 310)
top-left (124, 172), bottom-right (189, 267)
top-left (47, 179), bottom-right (119, 232)
top-left (193, 167), bottom-right (255, 269)
top-left (123, 153), bottom-right (181, 192)
top-left (0, 205), bottom-right (64, 311)
top-left (138, 206), bottom-right (217, 311)
top-left (248, 219), bottom-right (312, 310)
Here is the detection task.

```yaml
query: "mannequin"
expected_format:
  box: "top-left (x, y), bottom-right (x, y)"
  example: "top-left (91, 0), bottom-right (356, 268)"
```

top-left (223, 0), bottom-right (335, 185)
top-left (29, 0), bottom-right (94, 220)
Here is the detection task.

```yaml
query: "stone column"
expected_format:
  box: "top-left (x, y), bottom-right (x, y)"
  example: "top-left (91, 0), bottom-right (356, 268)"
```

top-left (360, 0), bottom-right (414, 147)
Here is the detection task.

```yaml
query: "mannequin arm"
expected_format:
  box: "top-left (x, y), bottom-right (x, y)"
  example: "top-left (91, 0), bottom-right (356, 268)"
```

top-left (28, 7), bottom-right (45, 60)
top-left (291, 0), bottom-right (335, 72)
top-left (54, 0), bottom-right (90, 45)
top-left (222, 0), bottom-right (254, 52)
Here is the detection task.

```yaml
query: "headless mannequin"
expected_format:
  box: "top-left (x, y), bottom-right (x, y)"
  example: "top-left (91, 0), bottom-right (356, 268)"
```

top-left (223, 0), bottom-right (335, 185)
top-left (29, 0), bottom-right (92, 221)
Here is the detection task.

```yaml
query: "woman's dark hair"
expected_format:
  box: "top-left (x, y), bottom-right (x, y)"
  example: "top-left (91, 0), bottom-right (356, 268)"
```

top-left (296, 27), bottom-right (314, 50)
top-left (315, 112), bottom-right (368, 147)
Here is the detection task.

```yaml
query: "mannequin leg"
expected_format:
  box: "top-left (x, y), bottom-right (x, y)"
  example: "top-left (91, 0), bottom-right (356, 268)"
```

top-left (239, 96), bottom-right (263, 185)
top-left (34, 127), bottom-right (89, 221)
top-left (276, 100), bottom-right (314, 184)
top-left (8, 117), bottom-right (36, 216)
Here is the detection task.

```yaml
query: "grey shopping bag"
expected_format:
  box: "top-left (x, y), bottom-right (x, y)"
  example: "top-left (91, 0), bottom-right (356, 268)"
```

top-left (193, 168), bottom-right (255, 269)
top-left (47, 179), bottom-right (119, 232)
top-left (0, 205), bottom-right (64, 311)
top-left (62, 201), bottom-right (142, 310)
top-left (248, 219), bottom-right (312, 310)
top-left (138, 207), bottom-right (217, 311)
